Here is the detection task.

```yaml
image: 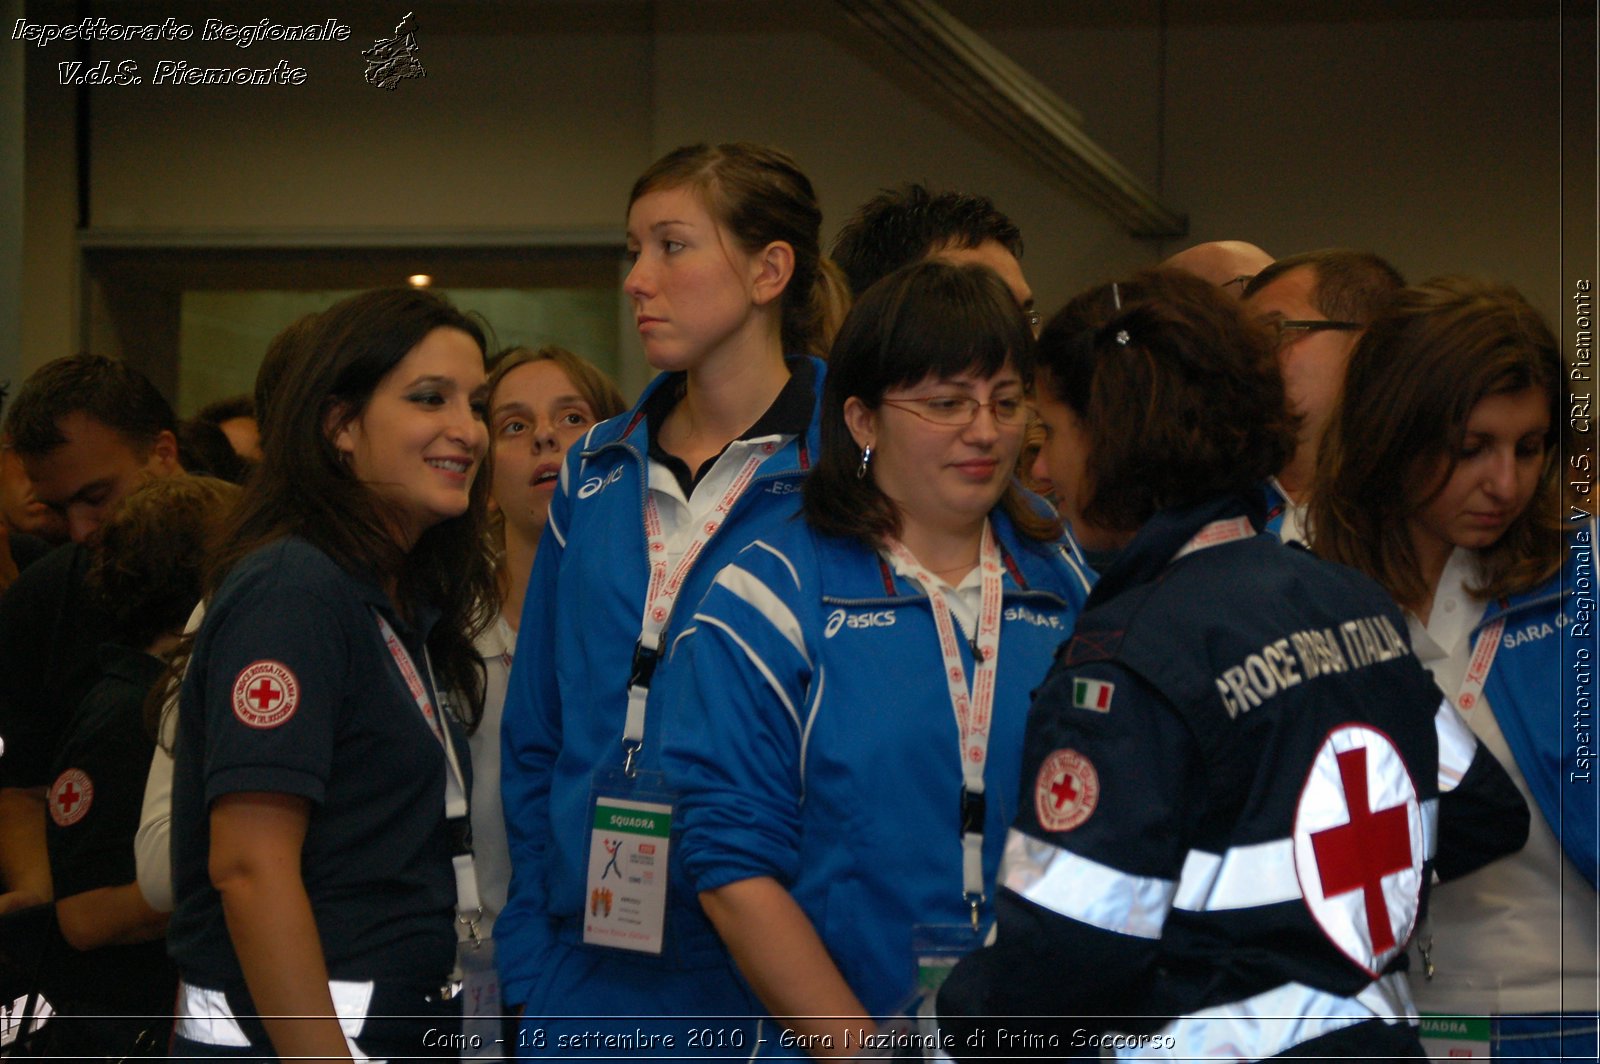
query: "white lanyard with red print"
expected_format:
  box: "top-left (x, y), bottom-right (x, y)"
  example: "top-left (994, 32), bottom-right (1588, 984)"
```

top-left (884, 520), bottom-right (1004, 929)
top-left (374, 611), bottom-right (483, 968)
top-left (621, 443), bottom-right (777, 775)
top-left (1453, 618), bottom-right (1505, 716)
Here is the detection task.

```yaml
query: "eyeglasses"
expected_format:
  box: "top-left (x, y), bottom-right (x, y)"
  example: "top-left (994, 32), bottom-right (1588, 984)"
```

top-left (1268, 319), bottom-right (1363, 347)
top-left (880, 394), bottom-right (1030, 427)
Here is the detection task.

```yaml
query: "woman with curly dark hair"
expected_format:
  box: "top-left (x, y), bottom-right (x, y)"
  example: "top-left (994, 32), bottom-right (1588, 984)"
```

top-left (936, 271), bottom-right (1523, 1062)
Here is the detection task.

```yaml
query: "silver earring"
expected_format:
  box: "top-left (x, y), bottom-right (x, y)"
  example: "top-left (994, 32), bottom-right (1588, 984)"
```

top-left (856, 445), bottom-right (873, 480)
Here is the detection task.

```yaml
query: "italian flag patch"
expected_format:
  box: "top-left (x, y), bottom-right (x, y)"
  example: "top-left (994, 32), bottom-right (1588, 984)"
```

top-left (1072, 678), bottom-right (1114, 713)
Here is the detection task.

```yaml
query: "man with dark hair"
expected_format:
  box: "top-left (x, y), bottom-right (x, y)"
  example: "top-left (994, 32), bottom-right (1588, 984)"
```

top-left (831, 183), bottom-right (1036, 322)
top-left (1242, 249), bottom-right (1404, 539)
top-left (6, 355), bottom-right (182, 545)
top-left (0, 355), bottom-right (185, 912)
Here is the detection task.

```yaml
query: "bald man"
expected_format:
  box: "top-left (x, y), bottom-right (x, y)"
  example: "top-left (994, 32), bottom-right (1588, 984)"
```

top-left (1162, 240), bottom-right (1275, 298)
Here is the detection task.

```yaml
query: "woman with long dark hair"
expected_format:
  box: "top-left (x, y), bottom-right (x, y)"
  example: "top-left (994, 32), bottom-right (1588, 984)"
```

top-left (166, 288), bottom-right (495, 1060)
top-left (1311, 277), bottom-right (1594, 1063)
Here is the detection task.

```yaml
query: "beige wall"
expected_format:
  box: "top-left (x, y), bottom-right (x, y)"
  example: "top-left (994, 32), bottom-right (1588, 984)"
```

top-left (85, 24), bottom-right (654, 230)
top-left (17, 3), bottom-right (1571, 376)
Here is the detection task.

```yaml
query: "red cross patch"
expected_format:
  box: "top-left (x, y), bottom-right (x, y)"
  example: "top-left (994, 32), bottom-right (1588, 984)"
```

top-left (49, 768), bottom-right (94, 827)
top-left (1034, 748), bottom-right (1099, 833)
top-left (1293, 724), bottom-right (1423, 977)
top-left (232, 660), bottom-right (301, 729)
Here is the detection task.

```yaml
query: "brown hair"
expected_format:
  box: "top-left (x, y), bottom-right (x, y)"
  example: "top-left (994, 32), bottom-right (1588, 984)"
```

top-left (803, 260), bottom-right (1057, 545)
top-left (483, 344), bottom-right (626, 567)
top-left (1308, 276), bottom-right (1562, 610)
top-left (1243, 248), bottom-right (1404, 325)
top-left (88, 475), bottom-right (240, 653)
top-left (206, 288), bottom-right (497, 728)
top-left (810, 257), bottom-right (853, 360)
top-left (488, 345), bottom-right (626, 427)
top-left (630, 142), bottom-right (825, 358)
top-left (1036, 268), bottom-right (1297, 533)
top-left (5, 354), bottom-right (177, 459)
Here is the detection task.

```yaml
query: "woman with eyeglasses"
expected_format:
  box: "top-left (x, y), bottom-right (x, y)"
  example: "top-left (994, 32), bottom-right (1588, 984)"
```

top-left (1309, 277), bottom-right (1594, 1064)
top-left (658, 260), bottom-right (1091, 1053)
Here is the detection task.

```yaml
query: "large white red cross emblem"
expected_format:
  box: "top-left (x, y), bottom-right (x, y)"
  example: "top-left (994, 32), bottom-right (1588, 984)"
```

top-left (1293, 725), bottom-right (1423, 976)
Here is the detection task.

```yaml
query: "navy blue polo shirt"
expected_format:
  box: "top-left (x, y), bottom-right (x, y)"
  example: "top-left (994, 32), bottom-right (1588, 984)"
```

top-left (0, 542), bottom-right (115, 786)
top-left (167, 537), bottom-right (467, 988)
top-left (46, 643), bottom-right (177, 1013)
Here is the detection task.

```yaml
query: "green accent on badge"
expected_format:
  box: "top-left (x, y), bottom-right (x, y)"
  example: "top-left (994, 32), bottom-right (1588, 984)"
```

top-left (593, 803), bottom-right (671, 837)
top-left (916, 958), bottom-right (957, 993)
top-left (1418, 1014), bottom-right (1490, 1040)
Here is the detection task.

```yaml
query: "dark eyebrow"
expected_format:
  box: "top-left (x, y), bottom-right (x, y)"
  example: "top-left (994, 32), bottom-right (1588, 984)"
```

top-left (64, 477), bottom-right (116, 507)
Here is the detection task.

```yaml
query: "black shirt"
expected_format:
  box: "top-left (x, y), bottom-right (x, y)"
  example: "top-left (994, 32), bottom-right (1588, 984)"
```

top-left (643, 358), bottom-right (817, 497)
top-left (0, 543), bottom-right (114, 787)
top-left (167, 537), bottom-right (468, 987)
top-left (46, 642), bottom-right (177, 1014)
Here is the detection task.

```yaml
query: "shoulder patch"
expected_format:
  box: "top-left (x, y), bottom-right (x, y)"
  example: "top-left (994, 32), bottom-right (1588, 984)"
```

top-left (1061, 628), bottom-right (1124, 667)
top-left (49, 768), bottom-right (93, 827)
top-left (233, 660), bottom-right (301, 729)
top-left (1034, 748), bottom-right (1100, 832)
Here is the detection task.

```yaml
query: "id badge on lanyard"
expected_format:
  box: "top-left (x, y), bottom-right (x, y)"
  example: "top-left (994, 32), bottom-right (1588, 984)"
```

top-left (581, 447), bottom-right (771, 954)
top-left (374, 612), bottom-right (483, 986)
top-left (1416, 615), bottom-right (1503, 990)
top-left (911, 924), bottom-right (987, 994)
top-left (1418, 1014), bottom-right (1491, 1058)
top-left (884, 521), bottom-right (1003, 933)
top-left (458, 940), bottom-right (501, 1057)
top-left (583, 769), bottom-right (675, 955)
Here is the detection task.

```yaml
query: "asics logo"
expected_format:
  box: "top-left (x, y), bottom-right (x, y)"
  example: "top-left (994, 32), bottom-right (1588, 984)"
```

top-left (577, 466), bottom-right (625, 499)
top-left (824, 608), bottom-right (896, 638)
